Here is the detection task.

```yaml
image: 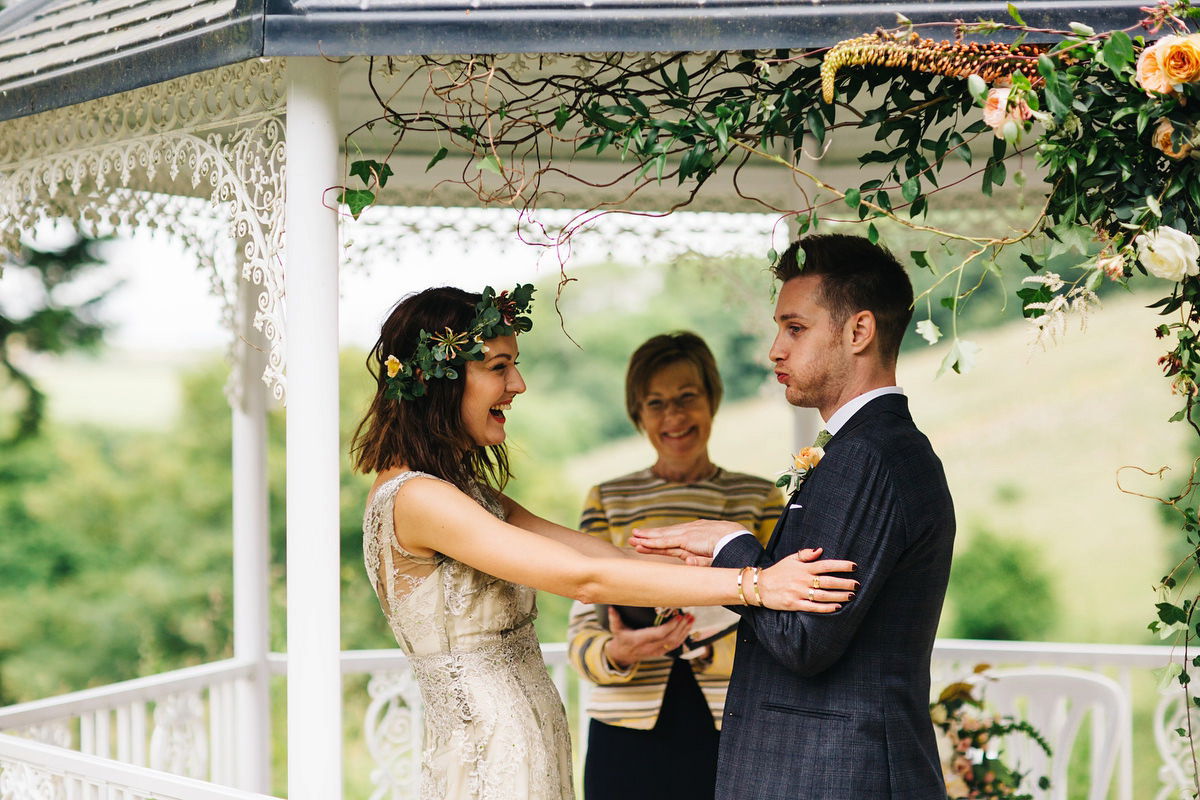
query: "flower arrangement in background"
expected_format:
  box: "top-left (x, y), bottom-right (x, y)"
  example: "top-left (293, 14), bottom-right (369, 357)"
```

top-left (931, 676), bottom-right (1051, 800)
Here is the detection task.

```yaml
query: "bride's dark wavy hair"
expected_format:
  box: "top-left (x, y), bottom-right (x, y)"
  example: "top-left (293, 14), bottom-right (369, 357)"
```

top-left (350, 286), bottom-right (511, 494)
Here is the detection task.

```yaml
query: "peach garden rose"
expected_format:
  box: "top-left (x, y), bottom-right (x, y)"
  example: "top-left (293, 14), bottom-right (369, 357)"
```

top-left (1138, 34), bottom-right (1200, 94)
top-left (1162, 33), bottom-right (1200, 85)
top-left (1137, 36), bottom-right (1178, 94)
top-left (1152, 118), bottom-right (1194, 160)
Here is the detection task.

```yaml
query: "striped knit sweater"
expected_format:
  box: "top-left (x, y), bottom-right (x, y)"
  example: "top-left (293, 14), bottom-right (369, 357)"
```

top-left (567, 467), bottom-right (783, 729)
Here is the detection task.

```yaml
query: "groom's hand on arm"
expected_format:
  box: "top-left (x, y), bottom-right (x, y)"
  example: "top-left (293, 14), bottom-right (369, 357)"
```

top-left (628, 519), bottom-right (748, 567)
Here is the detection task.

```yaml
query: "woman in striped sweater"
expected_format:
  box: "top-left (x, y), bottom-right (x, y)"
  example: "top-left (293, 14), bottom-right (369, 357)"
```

top-left (567, 332), bottom-right (783, 800)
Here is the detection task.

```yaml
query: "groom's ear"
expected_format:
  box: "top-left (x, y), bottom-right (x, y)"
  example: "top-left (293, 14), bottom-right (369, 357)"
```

top-left (844, 310), bottom-right (876, 355)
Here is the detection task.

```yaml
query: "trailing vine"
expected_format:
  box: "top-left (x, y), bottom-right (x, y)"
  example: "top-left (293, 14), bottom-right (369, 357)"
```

top-left (338, 1), bottom-right (1200, 789)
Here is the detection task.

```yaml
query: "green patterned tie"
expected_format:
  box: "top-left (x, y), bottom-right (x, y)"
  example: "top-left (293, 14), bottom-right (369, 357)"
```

top-left (813, 429), bottom-right (832, 448)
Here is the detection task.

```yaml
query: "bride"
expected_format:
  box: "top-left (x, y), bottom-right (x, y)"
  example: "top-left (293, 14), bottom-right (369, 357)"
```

top-left (351, 285), bottom-right (857, 800)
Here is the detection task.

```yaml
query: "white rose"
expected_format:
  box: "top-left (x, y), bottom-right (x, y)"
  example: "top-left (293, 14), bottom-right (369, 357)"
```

top-left (1136, 226), bottom-right (1200, 281)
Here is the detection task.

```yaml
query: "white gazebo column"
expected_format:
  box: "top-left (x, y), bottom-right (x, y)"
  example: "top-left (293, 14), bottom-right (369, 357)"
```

top-left (284, 57), bottom-right (343, 800)
top-left (232, 249), bottom-right (273, 794)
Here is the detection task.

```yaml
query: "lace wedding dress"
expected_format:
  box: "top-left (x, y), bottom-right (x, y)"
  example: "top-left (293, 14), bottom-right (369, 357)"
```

top-left (362, 471), bottom-right (575, 800)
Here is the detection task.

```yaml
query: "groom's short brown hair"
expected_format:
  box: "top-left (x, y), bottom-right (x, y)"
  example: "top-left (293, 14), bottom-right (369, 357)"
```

top-left (773, 233), bottom-right (914, 364)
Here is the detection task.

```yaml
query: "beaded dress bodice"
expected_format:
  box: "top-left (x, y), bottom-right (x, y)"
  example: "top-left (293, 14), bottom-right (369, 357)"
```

top-left (362, 471), bottom-right (574, 800)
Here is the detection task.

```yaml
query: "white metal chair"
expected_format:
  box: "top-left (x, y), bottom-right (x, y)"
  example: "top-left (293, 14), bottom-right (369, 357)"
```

top-left (978, 666), bottom-right (1129, 800)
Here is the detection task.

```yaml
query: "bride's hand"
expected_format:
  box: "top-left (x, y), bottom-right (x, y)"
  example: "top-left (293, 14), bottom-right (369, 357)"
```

top-left (756, 548), bottom-right (858, 612)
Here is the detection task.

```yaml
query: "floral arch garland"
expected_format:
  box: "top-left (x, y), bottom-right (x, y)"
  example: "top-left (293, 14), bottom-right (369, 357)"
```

top-left (337, 1), bottom-right (1200, 788)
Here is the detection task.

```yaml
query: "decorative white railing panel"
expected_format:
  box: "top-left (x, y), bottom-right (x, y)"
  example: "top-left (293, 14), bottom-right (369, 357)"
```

top-left (1, 642), bottom-right (1196, 800)
top-left (0, 658), bottom-right (260, 795)
top-left (0, 733), bottom-right (277, 800)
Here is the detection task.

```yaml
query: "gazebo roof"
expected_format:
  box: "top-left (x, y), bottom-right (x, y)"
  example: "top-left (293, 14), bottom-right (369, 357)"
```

top-left (0, 0), bottom-right (1149, 122)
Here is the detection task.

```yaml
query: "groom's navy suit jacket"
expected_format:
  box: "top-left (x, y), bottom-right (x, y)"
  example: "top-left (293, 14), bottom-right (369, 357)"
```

top-left (712, 394), bottom-right (955, 799)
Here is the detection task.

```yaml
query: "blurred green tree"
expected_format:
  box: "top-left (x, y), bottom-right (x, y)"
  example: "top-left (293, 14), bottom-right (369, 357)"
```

top-left (944, 529), bottom-right (1056, 641)
top-left (0, 230), bottom-right (115, 441)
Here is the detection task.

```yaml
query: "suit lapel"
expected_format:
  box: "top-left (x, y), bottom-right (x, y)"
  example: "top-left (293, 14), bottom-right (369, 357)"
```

top-left (762, 394), bottom-right (910, 558)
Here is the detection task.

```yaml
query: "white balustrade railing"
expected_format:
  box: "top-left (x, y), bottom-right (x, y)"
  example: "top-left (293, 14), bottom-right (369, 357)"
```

top-left (1, 641), bottom-right (1197, 800)
top-left (0, 657), bottom-right (275, 799)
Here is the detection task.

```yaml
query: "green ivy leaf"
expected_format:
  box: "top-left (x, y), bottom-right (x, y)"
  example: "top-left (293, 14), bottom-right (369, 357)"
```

top-left (349, 159), bottom-right (393, 189)
top-left (844, 188), bottom-right (861, 209)
top-left (554, 104), bottom-right (571, 131)
top-left (426, 147), bottom-right (449, 172)
top-left (1158, 601), bottom-right (1188, 626)
top-left (338, 188), bottom-right (375, 220)
top-left (478, 154), bottom-right (503, 175)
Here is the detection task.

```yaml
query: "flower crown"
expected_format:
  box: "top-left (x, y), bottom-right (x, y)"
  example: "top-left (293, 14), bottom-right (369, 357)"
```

top-left (384, 284), bottom-right (535, 401)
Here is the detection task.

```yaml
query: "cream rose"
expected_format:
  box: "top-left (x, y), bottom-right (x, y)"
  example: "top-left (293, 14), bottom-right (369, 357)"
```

top-left (1136, 226), bottom-right (1200, 281)
top-left (1137, 38), bottom-right (1177, 94)
top-left (1162, 34), bottom-right (1200, 85)
top-left (1153, 118), bottom-right (1194, 160)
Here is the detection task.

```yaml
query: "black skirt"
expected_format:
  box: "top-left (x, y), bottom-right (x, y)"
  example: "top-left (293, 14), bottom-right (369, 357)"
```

top-left (582, 657), bottom-right (720, 800)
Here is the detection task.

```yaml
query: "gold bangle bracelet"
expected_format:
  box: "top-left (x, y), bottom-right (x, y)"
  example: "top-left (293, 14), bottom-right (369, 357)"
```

top-left (751, 567), bottom-right (763, 607)
top-left (736, 566), bottom-right (753, 605)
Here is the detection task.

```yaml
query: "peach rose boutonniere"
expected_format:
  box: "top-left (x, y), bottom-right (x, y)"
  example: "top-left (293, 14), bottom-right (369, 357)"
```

top-left (776, 446), bottom-right (824, 494)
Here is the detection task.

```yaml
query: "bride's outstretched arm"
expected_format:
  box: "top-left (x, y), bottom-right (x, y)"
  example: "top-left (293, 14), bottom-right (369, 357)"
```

top-left (391, 475), bottom-right (856, 612)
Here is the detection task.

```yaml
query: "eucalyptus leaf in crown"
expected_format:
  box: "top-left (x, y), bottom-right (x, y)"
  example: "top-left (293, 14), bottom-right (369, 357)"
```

top-left (384, 284), bottom-right (535, 402)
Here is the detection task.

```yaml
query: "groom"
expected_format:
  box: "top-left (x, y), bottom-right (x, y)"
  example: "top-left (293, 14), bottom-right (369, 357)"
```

top-left (632, 233), bottom-right (955, 799)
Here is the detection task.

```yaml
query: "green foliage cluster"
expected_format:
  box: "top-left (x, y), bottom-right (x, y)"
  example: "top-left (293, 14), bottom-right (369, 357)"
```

top-left (0, 368), bottom-right (241, 703)
top-left (0, 354), bottom-right (396, 705)
top-left (944, 530), bottom-right (1055, 642)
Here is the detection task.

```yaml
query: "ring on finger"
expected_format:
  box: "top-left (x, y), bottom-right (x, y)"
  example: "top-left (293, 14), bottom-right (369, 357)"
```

top-left (812, 577), bottom-right (821, 589)
top-left (808, 588), bottom-right (815, 601)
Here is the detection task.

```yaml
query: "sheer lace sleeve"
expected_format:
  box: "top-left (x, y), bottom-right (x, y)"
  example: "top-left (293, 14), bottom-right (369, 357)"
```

top-left (362, 471), bottom-right (441, 616)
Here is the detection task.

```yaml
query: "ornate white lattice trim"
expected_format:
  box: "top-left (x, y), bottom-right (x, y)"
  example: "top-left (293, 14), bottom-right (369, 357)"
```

top-left (363, 669), bottom-right (423, 800)
top-left (148, 692), bottom-right (209, 780)
top-left (0, 58), bottom-right (287, 403)
top-left (0, 759), bottom-right (61, 800)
